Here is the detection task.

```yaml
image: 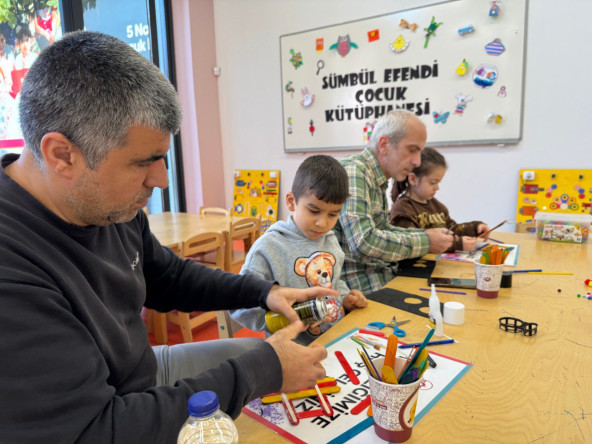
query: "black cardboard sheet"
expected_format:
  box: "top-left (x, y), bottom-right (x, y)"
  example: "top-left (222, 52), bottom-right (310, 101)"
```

top-left (395, 258), bottom-right (436, 279)
top-left (366, 287), bottom-right (430, 318)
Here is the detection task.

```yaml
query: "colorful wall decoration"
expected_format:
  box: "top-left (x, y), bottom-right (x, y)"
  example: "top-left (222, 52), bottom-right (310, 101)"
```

top-left (231, 169), bottom-right (280, 232)
top-left (280, 0), bottom-right (528, 152)
top-left (515, 169), bottom-right (592, 224)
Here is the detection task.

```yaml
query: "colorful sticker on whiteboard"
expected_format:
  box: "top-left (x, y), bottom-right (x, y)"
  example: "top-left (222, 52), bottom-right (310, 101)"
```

top-left (456, 59), bottom-right (468, 76)
top-left (454, 93), bottom-right (472, 116)
top-left (498, 86), bottom-right (507, 98)
top-left (285, 81), bottom-right (294, 98)
top-left (457, 24), bottom-right (474, 36)
top-left (399, 19), bottom-right (418, 32)
top-left (489, 1), bottom-right (501, 17)
top-left (485, 38), bottom-right (505, 55)
top-left (433, 111), bottom-right (450, 124)
top-left (316, 38), bottom-right (324, 53)
top-left (363, 121), bottom-right (376, 142)
top-left (390, 35), bottom-right (409, 53)
top-left (473, 64), bottom-right (498, 88)
top-left (329, 34), bottom-right (358, 57)
top-left (367, 29), bottom-right (379, 42)
top-left (289, 49), bottom-right (303, 69)
top-left (423, 16), bottom-right (443, 48)
top-left (300, 88), bottom-right (315, 108)
top-left (309, 119), bottom-right (315, 136)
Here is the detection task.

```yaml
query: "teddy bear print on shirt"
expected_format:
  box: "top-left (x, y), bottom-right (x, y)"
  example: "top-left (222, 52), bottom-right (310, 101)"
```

top-left (294, 251), bottom-right (344, 322)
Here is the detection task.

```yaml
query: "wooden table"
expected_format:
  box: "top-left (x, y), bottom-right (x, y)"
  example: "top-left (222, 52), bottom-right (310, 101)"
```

top-left (235, 232), bottom-right (592, 443)
top-left (147, 211), bottom-right (240, 249)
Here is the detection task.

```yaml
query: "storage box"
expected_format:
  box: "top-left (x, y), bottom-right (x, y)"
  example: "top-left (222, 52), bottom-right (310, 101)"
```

top-left (534, 212), bottom-right (592, 243)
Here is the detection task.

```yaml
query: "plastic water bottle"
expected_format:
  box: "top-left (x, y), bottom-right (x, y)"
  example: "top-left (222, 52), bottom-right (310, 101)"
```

top-left (177, 391), bottom-right (239, 444)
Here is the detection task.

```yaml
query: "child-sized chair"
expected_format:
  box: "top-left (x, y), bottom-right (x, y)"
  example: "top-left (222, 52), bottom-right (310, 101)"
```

top-left (224, 216), bottom-right (261, 274)
top-left (164, 232), bottom-right (226, 343)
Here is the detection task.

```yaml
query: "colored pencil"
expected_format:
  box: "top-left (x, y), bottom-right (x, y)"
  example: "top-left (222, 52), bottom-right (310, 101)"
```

top-left (419, 287), bottom-right (467, 295)
top-left (350, 336), bottom-right (367, 348)
top-left (508, 269), bottom-right (542, 273)
top-left (527, 272), bottom-right (573, 275)
top-left (399, 338), bottom-right (454, 349)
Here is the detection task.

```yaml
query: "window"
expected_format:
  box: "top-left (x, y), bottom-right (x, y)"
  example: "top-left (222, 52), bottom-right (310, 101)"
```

top-left (0, 0), bottom-right (185, 213)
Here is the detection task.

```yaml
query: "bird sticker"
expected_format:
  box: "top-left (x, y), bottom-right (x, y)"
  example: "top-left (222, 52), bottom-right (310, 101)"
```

top-left (390, 35), bottom-right (410, 53)
top-left (329, 35), bottom-right (358, 57)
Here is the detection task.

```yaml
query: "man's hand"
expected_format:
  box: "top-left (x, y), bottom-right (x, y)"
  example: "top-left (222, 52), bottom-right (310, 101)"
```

top-left (425, 227), bottom-right (454, 253)
top-left (343, 289), bottom-right (368, 312)
top-left (266, 322), bottom-right (328, 393)
top-left (461, 236), bottom-right (477, 251)
top-left (266, 285), bottom-right (338, 324)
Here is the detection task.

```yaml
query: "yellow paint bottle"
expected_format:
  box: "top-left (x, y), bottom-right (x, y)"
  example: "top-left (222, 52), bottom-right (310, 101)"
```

top-left (265, 299), bottom-right (328, 333)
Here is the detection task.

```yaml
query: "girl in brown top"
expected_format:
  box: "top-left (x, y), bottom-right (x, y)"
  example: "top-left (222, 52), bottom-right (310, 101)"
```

top-left (390, 147), bottom-right (490, 251)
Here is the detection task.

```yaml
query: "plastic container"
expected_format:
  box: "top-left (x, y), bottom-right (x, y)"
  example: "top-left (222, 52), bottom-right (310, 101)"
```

top-left (177, 391), bottom-right (238, 444)
top-left (428, 284), bottom-right (444, 337)
top-left (534, 212), bottom-right (592, 243)
top-left (265, 298), bottom-right (327, 333)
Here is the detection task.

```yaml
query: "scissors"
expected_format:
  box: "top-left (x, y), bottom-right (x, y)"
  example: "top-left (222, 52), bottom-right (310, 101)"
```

top-left (367, 315), bottom-right (409, 337)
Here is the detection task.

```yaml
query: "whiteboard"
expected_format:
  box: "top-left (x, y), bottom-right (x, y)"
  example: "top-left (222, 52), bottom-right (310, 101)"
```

top-left (280, 0), bottom-right (528, 152)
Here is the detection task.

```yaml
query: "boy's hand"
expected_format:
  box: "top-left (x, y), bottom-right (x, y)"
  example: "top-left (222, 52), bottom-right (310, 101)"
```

top-left (343, 290), bottom-right (368, 312)
top-left (462, 236), bottom-right (477, 251)
top-left (266, 321), bottom-right (328, 392)
top-left (266, 285), bottom-right (338, 324)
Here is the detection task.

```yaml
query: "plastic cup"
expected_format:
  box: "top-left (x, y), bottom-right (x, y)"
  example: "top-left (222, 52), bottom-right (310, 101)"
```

top-left (367, 357), bottom-right (422, 443)
top-left (473, 261), bottom-right (504, 298)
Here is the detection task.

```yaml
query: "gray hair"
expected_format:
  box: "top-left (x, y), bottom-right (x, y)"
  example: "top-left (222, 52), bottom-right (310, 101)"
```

top-left (368, 109), bottom-right (415, 152)
top-left (19, 30), bottom-right (182, 169)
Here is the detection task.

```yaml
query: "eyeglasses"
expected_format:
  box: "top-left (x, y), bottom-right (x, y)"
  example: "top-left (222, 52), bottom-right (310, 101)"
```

top-left (498, 317), bottom-right (538, 336)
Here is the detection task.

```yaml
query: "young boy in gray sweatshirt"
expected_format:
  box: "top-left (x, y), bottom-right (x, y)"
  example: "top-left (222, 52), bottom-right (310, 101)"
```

top-left (230, 155), bottom-right (367, 344)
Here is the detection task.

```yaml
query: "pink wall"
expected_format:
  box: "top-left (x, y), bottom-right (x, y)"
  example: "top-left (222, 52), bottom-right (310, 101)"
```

top-left (171, 0), bottom-right (225, 213)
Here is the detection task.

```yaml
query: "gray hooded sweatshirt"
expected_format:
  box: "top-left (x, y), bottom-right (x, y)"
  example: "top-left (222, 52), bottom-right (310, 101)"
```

top-left (230, 216), bottom-right (351, 344)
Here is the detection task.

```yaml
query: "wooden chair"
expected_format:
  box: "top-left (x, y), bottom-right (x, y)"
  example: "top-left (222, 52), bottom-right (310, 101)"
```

top-left (163, 232), bottom-right (226, 343)
top-left (199, 206), bottom-right (229, 217)
top-left (224, 216), bottom-right (261, 274)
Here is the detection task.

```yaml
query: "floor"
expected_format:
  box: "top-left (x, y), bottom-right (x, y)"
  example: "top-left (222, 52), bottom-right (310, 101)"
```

top-left (146, 315), bottom-right (264, 346)
top-left (145, 240), bottom-right (265, 346)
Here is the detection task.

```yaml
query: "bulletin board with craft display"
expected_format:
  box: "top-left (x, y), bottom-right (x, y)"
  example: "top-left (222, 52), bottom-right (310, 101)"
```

top-left (280, 0), bottom-right (528, 152)
top-left (515, 168), bottom-right (592, 223)
top-left (231, 169), bottom-right (280, 232)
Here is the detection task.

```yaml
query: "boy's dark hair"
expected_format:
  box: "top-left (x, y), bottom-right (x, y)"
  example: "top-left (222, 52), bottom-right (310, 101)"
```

top-left (292, 155), bottom-right (349, 204)
top-left (392, 147), bottom-right (447, 202)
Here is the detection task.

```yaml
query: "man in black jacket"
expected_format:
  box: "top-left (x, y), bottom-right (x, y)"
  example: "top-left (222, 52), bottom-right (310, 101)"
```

top-left (0, 31), bottom-right (333, 443)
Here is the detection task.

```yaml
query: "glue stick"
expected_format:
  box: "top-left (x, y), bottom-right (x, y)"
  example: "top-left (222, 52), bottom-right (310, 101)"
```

top-left (429, 284), bottom-right (444, 337)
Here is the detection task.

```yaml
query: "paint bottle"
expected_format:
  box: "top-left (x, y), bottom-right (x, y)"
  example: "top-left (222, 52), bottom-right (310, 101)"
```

top-left (429, 284), bottom-right (444, 337)
top-left (265, 299), bottom-right (328, 333)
